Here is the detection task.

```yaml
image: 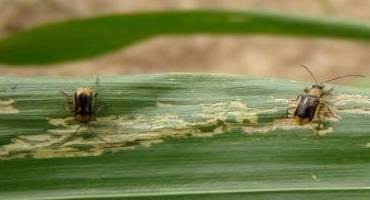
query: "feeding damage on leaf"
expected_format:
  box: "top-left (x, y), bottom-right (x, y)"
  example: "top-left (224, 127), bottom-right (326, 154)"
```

top-left (0, 99), bottom-right (19, 114)
top-left (242, 118), bottom-right (335, 136)
top-left (0, 91), bottom-right (369, 160)
top-left (0, 98), bottom-right (320, 159)
top-left (333, 94), bottom-right (370, 114)
top-left (0, 100), bottom-right (271, 159)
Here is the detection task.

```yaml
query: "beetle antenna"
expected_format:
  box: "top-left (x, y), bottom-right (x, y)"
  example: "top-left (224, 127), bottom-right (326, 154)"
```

top-left (95, 77), bottom-right (100, 88)
top-left (301, 65), bottom-right (318, 84)
top-left (321, 74), bottom-right (365, 84)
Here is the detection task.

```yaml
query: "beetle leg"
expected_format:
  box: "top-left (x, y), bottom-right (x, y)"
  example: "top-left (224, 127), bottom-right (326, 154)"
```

top-left (313, 103), bottom-right (336, 134)
top-left (320, 102), bottom-right (337, 118)
top-left (48, 124), bottom-right (83, 147)
top-left (14, 135), bottom-right (39, 145)
top-left (322, 87), bottom-right (334, 96)
top-left (3, 82), bottom-right (17, 92)
top-left (312, 120), bottom-right (325, 132)
top-left (286, 95), bottom-right (301, 117)
top-left (285, 108), bottom-right (290, 118)
top-left (95, 104), bottom-right (108, 114)
top-left (62, 101), bottom-right (73, 113)
top-left (286, 106), bottom-right (296, 118)
top-left (61, 102), bottom-right (73, 113)
top-left (286, 105), bottom-right (294, 118)
top-left (312, 104), bottom-right (326, 131)
top-left (64, 102), bottom-right (73, 112)
top-left (319, 100), bottom-right (338, 119)
top-left (10, 84), bottom-right (17, 91)
top-left (60, 90), bottom-right (73, 102)
top-left (286, 103), bottom-right (293, 117)
top-left (87, 126), bottom-right (112, 145)
top-left (313, 118), bottom-right (323, 131)
top-left (60, 91), bottom-right (73, 112)
top-left (60, 91), bottom-right (71, 97)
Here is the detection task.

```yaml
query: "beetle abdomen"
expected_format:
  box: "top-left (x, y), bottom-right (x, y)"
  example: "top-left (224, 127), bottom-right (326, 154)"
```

top-left (294, 95), bottom-right (319, 124)
top-left (73, 88), bottom-right (95, 123)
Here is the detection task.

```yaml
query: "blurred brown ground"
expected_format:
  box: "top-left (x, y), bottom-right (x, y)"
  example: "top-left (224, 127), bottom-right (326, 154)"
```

top-left (0, 0), bottom-right (369, 83)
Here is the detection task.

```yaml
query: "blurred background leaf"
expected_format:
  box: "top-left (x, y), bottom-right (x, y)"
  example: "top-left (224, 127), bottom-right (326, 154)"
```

top-left (0, 10), bottom-right (370, 65)
top-left (0, 0), bottom-right (369, 80)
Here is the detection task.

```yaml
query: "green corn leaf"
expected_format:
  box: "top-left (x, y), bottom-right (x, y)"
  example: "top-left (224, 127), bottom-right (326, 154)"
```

top-left (0, 10), bottom-right (370, 65)
top-left (1, 74), bottom-right (370, 200)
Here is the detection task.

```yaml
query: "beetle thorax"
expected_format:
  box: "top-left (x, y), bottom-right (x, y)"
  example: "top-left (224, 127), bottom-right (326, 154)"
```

top-left (76, 87), bottom-right (93, 96)
top-left (308, 87), bottom-right (323, 97)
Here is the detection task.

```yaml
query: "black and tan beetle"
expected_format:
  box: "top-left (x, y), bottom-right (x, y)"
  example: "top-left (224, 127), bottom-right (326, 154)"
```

top-left (49, 78), bottom-right (108, 147)
top-left (288, 65), bottom-right (364, 130)
top-left (73, 87), bottom-right (97, 123)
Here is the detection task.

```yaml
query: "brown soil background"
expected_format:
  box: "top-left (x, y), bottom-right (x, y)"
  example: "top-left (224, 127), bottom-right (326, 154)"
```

top-left (0, 0), bottom-right (369, 83)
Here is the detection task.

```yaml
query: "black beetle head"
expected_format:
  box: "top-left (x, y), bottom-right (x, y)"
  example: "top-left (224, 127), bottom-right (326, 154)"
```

top-left (312, 84), bottom-right (324, 90)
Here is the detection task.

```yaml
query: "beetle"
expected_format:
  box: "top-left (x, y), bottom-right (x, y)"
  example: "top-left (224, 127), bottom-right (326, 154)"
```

top-left (49, 78), bottom-right (108, 147)
top-left (288, 65), bottom-right (364, 130)
top-left (73, 87), bottom-right (96, 123)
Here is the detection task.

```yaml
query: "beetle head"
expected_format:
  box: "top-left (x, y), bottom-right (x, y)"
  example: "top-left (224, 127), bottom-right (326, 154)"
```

top-left (312, 84), bottom-right (324, 90)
